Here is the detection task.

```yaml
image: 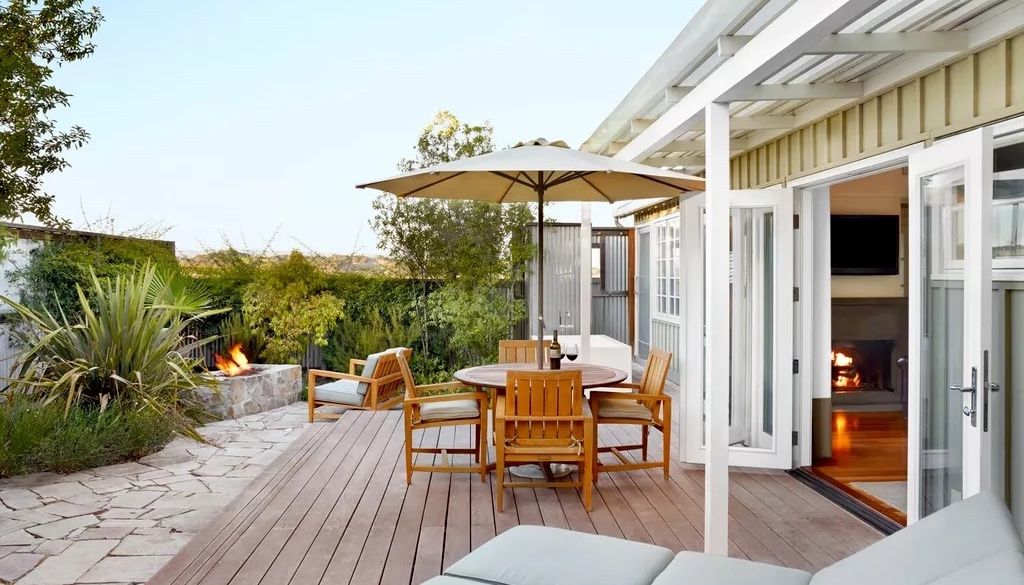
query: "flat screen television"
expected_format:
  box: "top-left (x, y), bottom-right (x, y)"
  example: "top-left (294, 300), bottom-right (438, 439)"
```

top-left (831, 215), bottom-right (900, 275)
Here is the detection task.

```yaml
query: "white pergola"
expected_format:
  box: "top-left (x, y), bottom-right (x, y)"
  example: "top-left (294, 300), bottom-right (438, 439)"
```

top-left (584, 0), bottom-right (1024, 555)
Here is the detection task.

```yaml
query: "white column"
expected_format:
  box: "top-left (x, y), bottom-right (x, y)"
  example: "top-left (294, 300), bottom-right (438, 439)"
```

top-left (580, 203), bottom-right (593, 362)
top-left (704, 102), bottom-right (730, 556)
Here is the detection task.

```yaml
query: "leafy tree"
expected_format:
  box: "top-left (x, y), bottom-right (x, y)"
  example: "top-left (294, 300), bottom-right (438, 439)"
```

top-left (241, 251), bottom-right (345, 363)
top-left (371, 111), bottom-right (534, 361)
top-left (0, 0), bottom-right (103, 225)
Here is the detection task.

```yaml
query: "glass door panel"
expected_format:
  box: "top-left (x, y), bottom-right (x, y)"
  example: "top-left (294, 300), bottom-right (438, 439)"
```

top-left (909, 127), bottom-right (995, 523)
top-left (683, 189), bottom-right (793, 469)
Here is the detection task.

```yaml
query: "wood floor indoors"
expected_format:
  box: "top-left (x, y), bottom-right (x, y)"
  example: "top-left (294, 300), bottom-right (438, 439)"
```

top-left (810, 410), bottom-right (908, 525)
top-left (149, 406), bottom-right (882, 585)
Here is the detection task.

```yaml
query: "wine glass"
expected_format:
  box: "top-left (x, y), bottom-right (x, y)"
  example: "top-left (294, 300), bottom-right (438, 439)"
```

top-left (566, 344), bottom-right (578, 362)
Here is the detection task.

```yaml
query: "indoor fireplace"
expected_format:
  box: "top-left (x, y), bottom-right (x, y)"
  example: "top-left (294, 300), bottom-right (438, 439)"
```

top-left (831, 339), bottom-right (897, 391)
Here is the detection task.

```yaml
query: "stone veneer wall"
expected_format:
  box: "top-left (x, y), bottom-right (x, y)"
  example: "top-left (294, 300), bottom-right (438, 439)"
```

top-left (199, 364), bottom-right (301, 419)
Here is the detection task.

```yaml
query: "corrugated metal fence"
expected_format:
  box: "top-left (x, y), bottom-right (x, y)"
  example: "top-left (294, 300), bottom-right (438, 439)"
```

top-left (525, 224), bottom-right (632, 346)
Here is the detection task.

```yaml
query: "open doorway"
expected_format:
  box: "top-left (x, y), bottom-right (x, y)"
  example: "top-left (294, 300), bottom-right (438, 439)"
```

top-left (808, 168), bottom-right (910, 527)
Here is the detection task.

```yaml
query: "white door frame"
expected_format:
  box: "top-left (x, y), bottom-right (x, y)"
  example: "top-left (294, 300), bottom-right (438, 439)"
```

top-left (682, 188), bottom-right (794, 469)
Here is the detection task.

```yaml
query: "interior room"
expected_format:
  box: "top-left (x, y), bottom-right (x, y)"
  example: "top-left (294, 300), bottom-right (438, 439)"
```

top-left (810, 168), bottom-right (910, 526)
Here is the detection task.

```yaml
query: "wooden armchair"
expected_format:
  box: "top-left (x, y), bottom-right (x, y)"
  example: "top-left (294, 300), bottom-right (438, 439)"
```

top-left (307, 348), bottom-right (410, 422)
top-left (397, 351), bottom-right (488, 484)
top-left (495, 370), bottom-right (594, 511)
top-left (589, 348), bottom-right (673, 479)
top-left (498, 339), bottom-right (551, 364)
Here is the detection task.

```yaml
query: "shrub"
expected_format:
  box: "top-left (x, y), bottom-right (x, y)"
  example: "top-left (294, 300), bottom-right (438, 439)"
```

top-left (12, 238), bottom-right (179, 319)
top-left (216, 311), bottom-right (268, 362)
top-left (0, 399), bottom-right (175, 477)
top-left (427, 282), bottom-right (525, 370)
top-left (1, 263), bottom-right (225, 441)
top-left (242, 251), bottom-right (345, 363)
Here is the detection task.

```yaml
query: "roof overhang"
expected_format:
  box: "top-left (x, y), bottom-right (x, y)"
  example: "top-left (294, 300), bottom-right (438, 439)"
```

top-left (586, 0), bottom-right (1024, 180)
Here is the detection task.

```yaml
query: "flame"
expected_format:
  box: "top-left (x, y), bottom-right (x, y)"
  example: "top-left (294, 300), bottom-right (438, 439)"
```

top-left (831, 350), bottom-right (861, 388)
top-left (214, 343), bottom-right (251, 376)
top-left (831, 351), bottom-right (854, 367)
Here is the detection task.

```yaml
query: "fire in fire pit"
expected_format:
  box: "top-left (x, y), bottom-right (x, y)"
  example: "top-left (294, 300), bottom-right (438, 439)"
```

top-left (214, 344), bottom-right (254, 377)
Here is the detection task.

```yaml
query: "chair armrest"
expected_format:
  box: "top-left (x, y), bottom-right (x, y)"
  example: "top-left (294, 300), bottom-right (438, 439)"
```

top-left (308, 369), bottom-right (375, 384)
top-left (590, 391), bottom-right (670, 404)
top-left (348, 358), bottom-right (367, 375)
top-left (405, 391), bottom-right (488, 406)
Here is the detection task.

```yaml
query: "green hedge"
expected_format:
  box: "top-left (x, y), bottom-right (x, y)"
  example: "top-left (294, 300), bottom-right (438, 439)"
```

top-left (0, 400), bottom-right (176, 477)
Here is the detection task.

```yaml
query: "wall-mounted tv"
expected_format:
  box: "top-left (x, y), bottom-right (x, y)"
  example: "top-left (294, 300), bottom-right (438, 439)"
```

top-left (831, 215), bottom-right (900, 275)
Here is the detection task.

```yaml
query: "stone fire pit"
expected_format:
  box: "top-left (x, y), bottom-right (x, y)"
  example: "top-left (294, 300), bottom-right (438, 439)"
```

top-left (199, 364), bottom-right (302, 419)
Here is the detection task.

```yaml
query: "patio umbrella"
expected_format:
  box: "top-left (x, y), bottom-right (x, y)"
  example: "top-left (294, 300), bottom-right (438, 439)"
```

top-left (357, 138), bottom-right (704, 368)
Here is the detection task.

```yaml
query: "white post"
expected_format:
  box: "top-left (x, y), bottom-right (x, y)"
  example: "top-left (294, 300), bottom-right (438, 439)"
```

top-left (580, 203), bottom-right (593, 362)
top-left (704, 102), bottom-right (730, 556)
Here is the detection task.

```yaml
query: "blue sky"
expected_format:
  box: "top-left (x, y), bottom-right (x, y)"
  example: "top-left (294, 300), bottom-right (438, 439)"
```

top-left (45, 0), bottom-right (702, 255)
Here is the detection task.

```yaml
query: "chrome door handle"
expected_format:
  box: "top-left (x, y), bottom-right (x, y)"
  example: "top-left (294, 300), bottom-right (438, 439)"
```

top-left (950, 366), bottom-right (978, 427)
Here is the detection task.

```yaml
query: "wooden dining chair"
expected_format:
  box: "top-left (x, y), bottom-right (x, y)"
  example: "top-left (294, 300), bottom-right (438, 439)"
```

top-left (497, 339), bottom-right (551, 364)
top-left (495, 369), bottom-right (594, 511)
top-left (396, 351), bottom-right (489, 484)
top-left (588, 348), bottom-right (673, 479)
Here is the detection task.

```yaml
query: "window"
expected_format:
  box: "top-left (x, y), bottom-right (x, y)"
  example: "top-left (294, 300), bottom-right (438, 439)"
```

top-left (655, 220), bottom-right (680, 316)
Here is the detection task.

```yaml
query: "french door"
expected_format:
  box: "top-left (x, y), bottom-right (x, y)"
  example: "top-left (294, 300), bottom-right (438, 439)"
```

top-left (908, 127), bottom-right (999, 523)
top-left (683, 188), bottom-right (794, 468)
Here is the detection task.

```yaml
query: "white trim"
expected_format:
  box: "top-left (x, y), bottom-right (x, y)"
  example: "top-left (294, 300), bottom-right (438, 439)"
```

top-left (579, 203), bottom-right (593, 363)
top-left (787, 143), bottom-right (924, 188)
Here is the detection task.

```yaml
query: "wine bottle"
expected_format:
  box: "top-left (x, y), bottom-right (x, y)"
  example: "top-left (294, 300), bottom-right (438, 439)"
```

top-left (549, 330), bottom-right (562, 370)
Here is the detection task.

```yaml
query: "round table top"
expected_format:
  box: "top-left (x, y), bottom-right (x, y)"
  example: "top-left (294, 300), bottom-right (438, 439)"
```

top-left (454, 362), bottom-right (628, 390)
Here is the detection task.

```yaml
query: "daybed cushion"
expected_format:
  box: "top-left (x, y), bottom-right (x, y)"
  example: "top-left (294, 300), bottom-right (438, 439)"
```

top-left (419, 399), bottom-right (480, 421)
top-left (421, 577), bottom-right (479, 585)
top-left (444, 525), bottom-right (674, 585)
top-left (596, 397), bottom-right (653, 420)
top-left (314, 379), bottom-right (364, 406)
top-left (810, 491), bottom-right (1024, 585)
top-left (652, 551), bottom-right (812, 585)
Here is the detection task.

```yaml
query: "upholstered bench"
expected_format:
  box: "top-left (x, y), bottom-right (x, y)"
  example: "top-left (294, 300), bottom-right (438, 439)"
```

top-left (426, 492), bottom-right (1024, 585)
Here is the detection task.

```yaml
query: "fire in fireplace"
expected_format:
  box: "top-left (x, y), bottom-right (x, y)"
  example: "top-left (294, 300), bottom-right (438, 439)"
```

top-left (831, 340), bottom-right (897, 391)
top-left (214, 343), bottom-right (254, 377)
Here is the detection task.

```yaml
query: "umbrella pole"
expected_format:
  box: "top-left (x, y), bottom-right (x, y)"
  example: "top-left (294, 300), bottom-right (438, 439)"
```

top-left (536, 188), bottom-right (545, 369)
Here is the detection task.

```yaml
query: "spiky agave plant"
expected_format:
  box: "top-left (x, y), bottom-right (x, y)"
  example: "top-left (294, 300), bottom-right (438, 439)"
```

top-left (1, 262), bottom-right (227, 441)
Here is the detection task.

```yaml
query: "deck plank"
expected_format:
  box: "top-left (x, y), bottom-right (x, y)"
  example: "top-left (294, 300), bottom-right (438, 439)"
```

top-left (157, 409), bottom-right (882, 585)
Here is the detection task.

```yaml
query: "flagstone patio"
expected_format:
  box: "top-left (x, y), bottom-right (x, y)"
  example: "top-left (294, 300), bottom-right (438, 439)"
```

top-left (0, 403), bottom-right (311, 585)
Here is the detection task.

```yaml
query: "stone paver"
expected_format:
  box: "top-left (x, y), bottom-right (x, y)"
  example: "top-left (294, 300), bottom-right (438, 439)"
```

top-left (0, 402), bottom-right (310, 584)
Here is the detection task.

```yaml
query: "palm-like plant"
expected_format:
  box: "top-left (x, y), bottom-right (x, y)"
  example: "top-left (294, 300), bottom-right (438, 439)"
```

top-left (1, 262), bottom-right (227, 441)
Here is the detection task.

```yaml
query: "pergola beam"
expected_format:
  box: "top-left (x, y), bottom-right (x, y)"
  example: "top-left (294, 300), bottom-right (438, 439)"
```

top-left (642, 155), bottom-right (706, 167)
top-left (607, 138), bottom-right (747, 155)
top-left (718, 30), bottom-right (969, 57)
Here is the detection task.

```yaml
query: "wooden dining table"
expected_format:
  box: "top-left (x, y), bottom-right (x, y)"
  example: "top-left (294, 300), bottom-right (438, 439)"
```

top-left (453, 362), bottom-right (628, 391)
top-left (454, 362), bottom-right (629, 480)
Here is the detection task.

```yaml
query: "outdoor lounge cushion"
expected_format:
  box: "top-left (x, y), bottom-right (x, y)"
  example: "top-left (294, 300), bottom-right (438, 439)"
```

top-left (444, 525), bottom-right (674, 585)
top-left (653, 551), bottom-right (811, 585)
top-left (314, 379), bottom-right (364, 406)
top-left (419, 399), bottom-right (480, 422)
top-left (596, 397), bottom-right (653, 420)
top-left (809, 491), bottom-right (1024, 585)
top-left (356, 350), bottom-right (390, 395)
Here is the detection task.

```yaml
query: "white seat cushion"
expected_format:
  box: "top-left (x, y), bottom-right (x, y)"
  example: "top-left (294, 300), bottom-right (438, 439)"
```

top-left (597, 397), bottom-right (653, 420)
top-left (654, 551), bottom-right (811, 585)
top-left (445, 525), bottom-right (674, 585)
top-left (419, 399), bottom-right (480, 421)
top-left (314, 379), bottom-right (364, 406)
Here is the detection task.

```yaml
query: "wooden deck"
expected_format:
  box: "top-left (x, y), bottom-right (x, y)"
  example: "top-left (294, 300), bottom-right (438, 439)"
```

top-left (149, 410), bottom-right (882, 585)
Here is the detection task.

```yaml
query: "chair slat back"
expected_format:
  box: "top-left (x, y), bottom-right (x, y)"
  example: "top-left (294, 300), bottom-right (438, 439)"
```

top-left (498, 340), bottom-right (551, 364)
top-left (373, 349), bottom-right (412, 405)
top-left (395, 350), bottom-right (417, 399)
top-left (504, 370), bottom-right (583, 443)
top-left (639, 349), bottom-right (672, 396)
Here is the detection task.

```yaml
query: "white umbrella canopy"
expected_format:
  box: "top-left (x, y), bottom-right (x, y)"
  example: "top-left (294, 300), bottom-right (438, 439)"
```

top-left (357, 138), bottom-right (705, 368)
top-left (356, 139), bottom-right (704, 202)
